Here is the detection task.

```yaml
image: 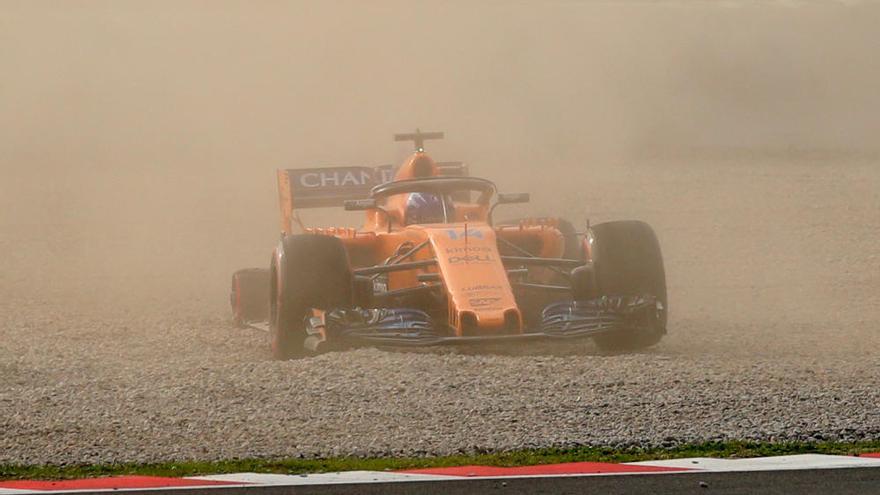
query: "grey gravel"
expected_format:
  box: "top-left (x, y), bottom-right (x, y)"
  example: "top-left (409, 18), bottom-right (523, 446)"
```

top-left (2, 156), bottom-right (879, 465)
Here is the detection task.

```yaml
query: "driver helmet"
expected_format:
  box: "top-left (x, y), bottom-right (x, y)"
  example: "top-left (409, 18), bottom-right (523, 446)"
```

top-left (404, 192), bottom-right (453, 225)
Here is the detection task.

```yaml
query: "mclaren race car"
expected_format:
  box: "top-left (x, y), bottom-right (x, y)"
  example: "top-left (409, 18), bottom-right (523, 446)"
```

top-left (231, 130), bottom-right (667, 359)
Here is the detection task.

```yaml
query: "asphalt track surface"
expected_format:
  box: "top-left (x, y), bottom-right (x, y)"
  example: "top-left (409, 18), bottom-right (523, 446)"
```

top-left (33, 468), bottom-right (880, 495)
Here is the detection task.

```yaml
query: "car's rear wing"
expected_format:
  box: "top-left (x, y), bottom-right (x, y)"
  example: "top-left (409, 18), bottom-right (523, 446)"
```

top-left (277, 162), bottom-right (467, 234)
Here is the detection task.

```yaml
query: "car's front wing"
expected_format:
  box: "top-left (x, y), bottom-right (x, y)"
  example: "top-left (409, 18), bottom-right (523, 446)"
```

top-left (304, 295), bottom-right (662, 351)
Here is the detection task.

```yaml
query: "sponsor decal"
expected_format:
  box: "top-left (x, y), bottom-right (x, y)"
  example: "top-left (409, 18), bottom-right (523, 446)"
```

top-left (293, 165), bottom-right (396, 191)
top-left (469, 297), bottom-right (502, 308)
top-left (299, 169), bottom-right (374, 188)
top-left (446, 228), bottom-right (484, 240)
top-left (446, 246), bottom-right (492, 254)
top-left (372, 277), bottom-right (388, 294)
top-left (461, 284), bottom-right (502, 292)
top-left (447, 254), bottom-right (493, 264)
top-left (283, 162), bottom-right (465, 208)
top-left (290, 163), bottom-right (457, 193)
top-left (286, 166), bottom-right (380, 208)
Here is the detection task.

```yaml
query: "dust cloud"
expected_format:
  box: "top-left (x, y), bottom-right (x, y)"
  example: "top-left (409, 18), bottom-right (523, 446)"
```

top-left (1, 0), bottom-right (878, 346)
top-left (2, 2), bottom-right (880, 465)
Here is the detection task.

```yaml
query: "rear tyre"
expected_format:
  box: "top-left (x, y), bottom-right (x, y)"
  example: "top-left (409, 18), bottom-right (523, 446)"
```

top-left (590, 220), bottom-right (667, 352)
top-left (230, 268), bottom-right (270, 328)
top-left (270, 235), bottom-right (353, 360)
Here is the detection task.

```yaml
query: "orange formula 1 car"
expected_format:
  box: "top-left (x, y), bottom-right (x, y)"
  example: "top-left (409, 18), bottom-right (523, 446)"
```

top-left (231, 131), bottom-right (667, 359)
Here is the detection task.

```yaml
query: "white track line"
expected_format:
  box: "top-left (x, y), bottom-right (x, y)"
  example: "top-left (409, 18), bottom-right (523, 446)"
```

top-left (191, 471), bottom-right (454, 485)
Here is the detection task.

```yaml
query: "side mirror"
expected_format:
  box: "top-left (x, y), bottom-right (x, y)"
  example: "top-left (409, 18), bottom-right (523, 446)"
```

top-left (344, 198), bottom-right (378, 211)
top-left (488, 193), bottom-right (530, 227)
top-left (496, 193), bottom-right (530, 205)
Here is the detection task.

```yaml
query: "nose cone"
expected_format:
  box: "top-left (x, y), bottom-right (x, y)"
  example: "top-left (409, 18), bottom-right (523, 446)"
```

top-left (421, 224), bottom-right (522, 336)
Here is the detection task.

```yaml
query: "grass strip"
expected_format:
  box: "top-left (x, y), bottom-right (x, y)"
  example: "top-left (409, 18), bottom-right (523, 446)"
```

top-left (2, 440), bottom-right (879, 480)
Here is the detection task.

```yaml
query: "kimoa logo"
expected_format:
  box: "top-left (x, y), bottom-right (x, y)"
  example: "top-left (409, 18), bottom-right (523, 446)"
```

top-left (299, 170), bottom-right (373, 188)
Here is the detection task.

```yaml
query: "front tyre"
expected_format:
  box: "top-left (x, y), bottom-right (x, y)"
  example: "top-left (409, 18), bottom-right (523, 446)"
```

top-left (590, 220), bottom-right (667, 352)
top-left (270, 235), bottom-right (353, 360)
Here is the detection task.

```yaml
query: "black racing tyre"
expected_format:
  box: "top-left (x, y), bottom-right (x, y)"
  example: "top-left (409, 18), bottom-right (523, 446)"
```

top-left (230, 268), bottom-right (270, 328)
top-left (590, 220), bottom-right (667, 352)
top-left (270, 235), bottom-right (353, 360)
